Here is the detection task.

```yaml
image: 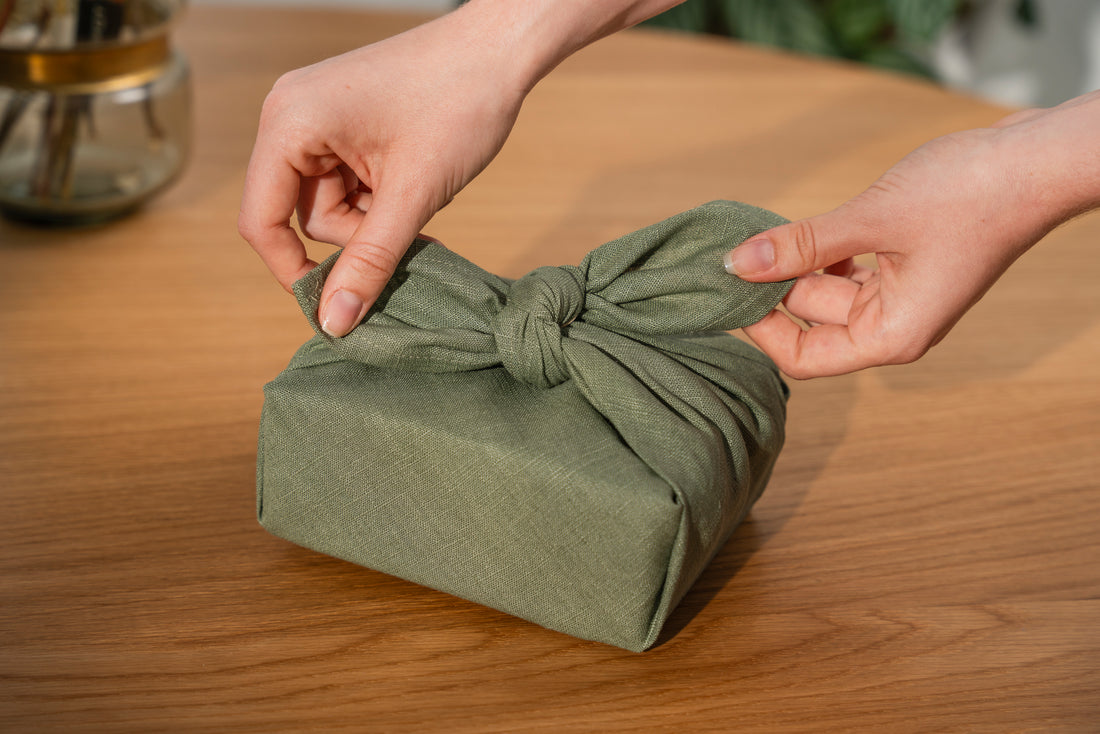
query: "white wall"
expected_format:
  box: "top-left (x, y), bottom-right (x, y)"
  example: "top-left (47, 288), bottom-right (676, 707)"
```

top-left (933, 0), bottom-right (1100, 107)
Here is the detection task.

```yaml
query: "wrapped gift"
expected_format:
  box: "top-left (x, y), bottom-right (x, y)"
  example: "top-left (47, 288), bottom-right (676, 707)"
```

top-left (257, 200), bottom-right (793, 651)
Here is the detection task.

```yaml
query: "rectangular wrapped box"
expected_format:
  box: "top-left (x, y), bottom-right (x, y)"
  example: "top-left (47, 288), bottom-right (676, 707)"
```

top-left (257, 201), bottom-right (792, 651)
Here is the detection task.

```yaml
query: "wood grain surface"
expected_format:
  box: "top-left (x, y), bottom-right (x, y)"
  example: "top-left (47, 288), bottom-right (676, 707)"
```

top-left (2, 5), bottom-right (1098, 732)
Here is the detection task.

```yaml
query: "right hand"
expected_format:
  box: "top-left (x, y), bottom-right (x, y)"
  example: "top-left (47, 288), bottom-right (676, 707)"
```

top-left (730, 90), bottom-right (1100, 378)
top-left (238, 9), bottom-right (529, 336)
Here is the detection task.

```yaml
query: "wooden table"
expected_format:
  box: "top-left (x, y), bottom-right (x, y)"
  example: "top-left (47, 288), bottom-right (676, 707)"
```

top-left (3, 6), bottom-right (1098, 732)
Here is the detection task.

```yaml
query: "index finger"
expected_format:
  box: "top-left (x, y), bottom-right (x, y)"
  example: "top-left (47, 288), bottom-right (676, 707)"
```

top-left (743, 310), bottom-right (871, 379)
top-left (238, 146), bottom-right (317, 291)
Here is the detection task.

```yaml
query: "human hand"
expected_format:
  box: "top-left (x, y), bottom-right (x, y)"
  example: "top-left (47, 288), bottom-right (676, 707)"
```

top-left (238, 7), bottom-right (531, 336)
top-left (728, 91), bottom-right (1100, 378)
top-left (239, 0), bottom-right (684, 337)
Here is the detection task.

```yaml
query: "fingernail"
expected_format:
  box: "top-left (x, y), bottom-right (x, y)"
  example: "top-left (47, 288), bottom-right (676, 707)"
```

top-left (321, 289), bottom-right (366, 338)
top-left (724, 238), bottom-right (775, 276)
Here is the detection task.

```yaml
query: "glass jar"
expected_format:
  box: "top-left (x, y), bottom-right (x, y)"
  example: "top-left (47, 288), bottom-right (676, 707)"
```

top-left (0, 0), bottom-right (190, 225)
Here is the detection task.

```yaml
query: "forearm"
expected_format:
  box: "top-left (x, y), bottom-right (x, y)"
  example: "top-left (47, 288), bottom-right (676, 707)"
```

top-left (452, 0), bottom-right (684, 93)
top-left (993, 90), bottom-right (1100, 240)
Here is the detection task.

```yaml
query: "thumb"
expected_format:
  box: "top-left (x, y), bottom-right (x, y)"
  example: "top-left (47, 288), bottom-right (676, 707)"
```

top-left (317, 189), bottom-right (427, 337)
top-left (723, 209), bottom-right (868, 283)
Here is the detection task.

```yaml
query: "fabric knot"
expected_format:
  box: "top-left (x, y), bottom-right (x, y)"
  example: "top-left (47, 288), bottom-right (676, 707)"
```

top-left (492, 265), bottom-right (586, 388)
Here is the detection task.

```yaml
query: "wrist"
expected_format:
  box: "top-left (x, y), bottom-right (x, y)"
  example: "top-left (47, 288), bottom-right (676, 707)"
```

top-left (994, 93), bottom-right (1100, 231)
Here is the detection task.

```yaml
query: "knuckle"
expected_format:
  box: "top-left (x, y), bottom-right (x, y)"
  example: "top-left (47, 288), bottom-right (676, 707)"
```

top-left (785, 220), bottom-right (820, 271)
top-left (237, 211), bottom-right (260, 245)
top-left (258, 85), bottom-right (290, 125)
top-left (341, 242), bottom-right (405, 284)
top-left (297, 217), bottom-right (321, 242)
top-left (891, 338), bottom-right (933, 366)
top-left (778, 360), bottom-right (814, 381)
top-left (887, 340), bottom-right (924, 365)
top-left (263, 71), bottom-right (301, 110)
top-left (871, 322), bottom-right (934, 367)
top-left (258, 72), bottom-right (316, 141)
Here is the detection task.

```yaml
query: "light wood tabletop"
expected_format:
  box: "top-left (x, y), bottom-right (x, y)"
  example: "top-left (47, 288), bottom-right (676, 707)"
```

top-left (2, 5), bottom-right (1098, 732)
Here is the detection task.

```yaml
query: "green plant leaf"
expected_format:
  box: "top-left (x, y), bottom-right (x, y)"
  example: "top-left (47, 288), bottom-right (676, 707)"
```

top-left (885, 0), bottom-right (959, 43)
top-left (722, 0), bottom-right (840, 56)
top-left (1015, 0), bottom-right (1039, 28)
top-left (826, 0), bottom-right (890, 52)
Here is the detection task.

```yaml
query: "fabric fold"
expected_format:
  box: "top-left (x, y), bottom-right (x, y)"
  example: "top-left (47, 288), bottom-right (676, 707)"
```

top-left (292, 200), bottom-right (792, 386)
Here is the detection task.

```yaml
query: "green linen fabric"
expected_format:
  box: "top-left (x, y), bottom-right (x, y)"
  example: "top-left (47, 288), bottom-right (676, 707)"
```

top-left (257, 200), bottom-right (794, 652)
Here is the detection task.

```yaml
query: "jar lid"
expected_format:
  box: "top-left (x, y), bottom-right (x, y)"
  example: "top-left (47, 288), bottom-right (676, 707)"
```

top-left (0, 1), bottom-right (182, 92)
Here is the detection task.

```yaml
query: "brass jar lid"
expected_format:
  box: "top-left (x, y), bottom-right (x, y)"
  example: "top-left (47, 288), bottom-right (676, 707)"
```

top-left (0, 35), bottom-right (171, 94)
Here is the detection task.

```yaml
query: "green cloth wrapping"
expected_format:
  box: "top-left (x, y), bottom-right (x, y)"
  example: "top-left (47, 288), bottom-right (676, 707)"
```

top-left (257, 200), bottom-right (793, 651)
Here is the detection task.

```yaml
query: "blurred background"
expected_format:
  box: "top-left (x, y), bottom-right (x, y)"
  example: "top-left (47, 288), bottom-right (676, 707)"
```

top-left (190, 0), bottom-right (1100, 108)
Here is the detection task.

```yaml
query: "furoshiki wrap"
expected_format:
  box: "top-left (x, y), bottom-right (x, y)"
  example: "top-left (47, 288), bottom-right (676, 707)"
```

top-left (257, 201), bottom-right (793, 651)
